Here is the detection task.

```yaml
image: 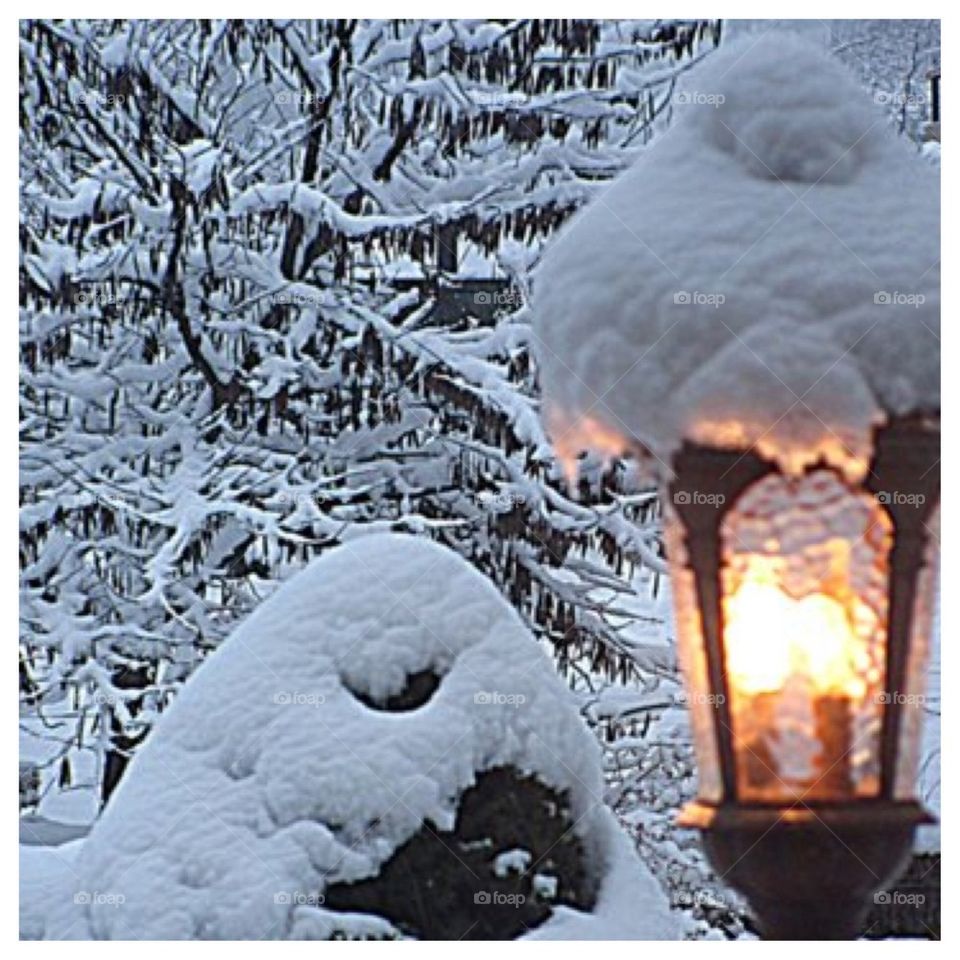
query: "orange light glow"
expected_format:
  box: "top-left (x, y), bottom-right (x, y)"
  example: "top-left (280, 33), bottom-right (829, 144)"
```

top-left (719, 470), bottom-right (892, 802)
top-left (687, 416), bottom-right (872, 484)
top-left (723, 554), bottom-right (870, 700)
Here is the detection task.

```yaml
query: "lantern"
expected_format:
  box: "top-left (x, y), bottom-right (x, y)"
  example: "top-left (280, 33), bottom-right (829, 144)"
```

top-left (667, 416), bottom-right (939, 939)
top-left (527, 30), bottom-right (940, 941)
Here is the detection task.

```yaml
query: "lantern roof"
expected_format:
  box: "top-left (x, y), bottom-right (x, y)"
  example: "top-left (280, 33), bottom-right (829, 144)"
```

top-left (533, 34), bottom-right (939, 482)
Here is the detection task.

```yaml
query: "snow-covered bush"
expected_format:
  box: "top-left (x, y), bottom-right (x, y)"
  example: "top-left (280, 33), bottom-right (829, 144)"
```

top-left (24, 534), bottom-right (677, 939)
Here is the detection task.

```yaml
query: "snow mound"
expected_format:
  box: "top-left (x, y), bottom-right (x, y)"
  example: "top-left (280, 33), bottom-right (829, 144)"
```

top-left (31, 534), bottom-right (677, 939)
top-left (533, 35), bottom-right (939, 481)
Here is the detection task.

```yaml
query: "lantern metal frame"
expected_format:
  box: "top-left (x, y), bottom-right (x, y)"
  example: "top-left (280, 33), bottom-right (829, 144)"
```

top-left (667, 416), bottom-right (940, 940)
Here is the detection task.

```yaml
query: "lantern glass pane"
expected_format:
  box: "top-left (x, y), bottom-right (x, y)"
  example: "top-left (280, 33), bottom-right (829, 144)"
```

top-left (720, 470), bottom-right (892, 802)
top-left (664, 522), bottom-right (723, 803)
top-left (895, 510), bottom-right (939, 799)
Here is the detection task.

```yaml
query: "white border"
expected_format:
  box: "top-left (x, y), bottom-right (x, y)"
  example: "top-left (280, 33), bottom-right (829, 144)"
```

top-left (7, 5), bottom-right (950, 953)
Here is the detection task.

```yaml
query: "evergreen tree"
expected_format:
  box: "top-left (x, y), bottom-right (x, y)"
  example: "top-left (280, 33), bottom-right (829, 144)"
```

top-left (20, 18), bottom-right (719, 807)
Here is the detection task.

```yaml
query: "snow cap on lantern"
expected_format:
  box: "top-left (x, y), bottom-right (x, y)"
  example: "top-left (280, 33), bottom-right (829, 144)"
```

top-left (533, 34), bottom-right (940, 481)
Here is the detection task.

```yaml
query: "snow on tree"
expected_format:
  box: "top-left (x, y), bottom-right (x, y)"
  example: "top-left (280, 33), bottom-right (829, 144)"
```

top-left (23, 534), bottom-right (678, 941)
top-left (19, 17), bottom-right (720, 813)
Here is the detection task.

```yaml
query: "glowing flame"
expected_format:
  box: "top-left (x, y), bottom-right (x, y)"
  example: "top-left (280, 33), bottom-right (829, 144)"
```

top-left (723, 554), bottom-right (870, 700)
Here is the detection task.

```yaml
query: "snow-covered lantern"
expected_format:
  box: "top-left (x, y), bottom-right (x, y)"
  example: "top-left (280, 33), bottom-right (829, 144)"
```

top-left (533, 36), bottom-right (940, 939)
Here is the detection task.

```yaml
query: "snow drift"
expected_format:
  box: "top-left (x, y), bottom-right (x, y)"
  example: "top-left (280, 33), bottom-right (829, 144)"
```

top-left (27, 534), bottom-right (676, 939)
top-left (533, 34), bottom-right (940, 481)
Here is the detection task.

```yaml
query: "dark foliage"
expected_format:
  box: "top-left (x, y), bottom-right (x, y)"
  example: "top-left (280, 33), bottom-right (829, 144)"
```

top-left (323, 766), bottom-right (593, 939)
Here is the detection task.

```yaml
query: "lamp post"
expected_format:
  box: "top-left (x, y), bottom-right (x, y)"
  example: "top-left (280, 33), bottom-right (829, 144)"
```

top-left (666, 416), bottom-right (939, 939)
top-left (529, 31), bottom-right (940, 941)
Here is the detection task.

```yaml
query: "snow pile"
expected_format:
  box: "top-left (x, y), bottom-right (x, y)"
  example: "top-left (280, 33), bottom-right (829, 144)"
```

top-left (533, 35), bottom-right (939, 481)
top-left (27, 534), bottom-right (677, 940)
